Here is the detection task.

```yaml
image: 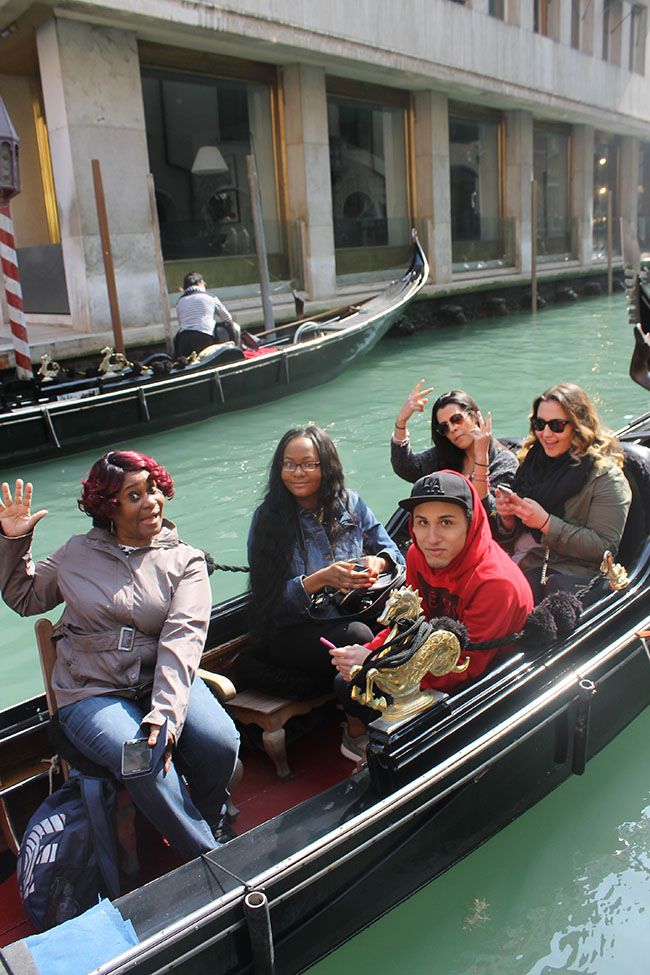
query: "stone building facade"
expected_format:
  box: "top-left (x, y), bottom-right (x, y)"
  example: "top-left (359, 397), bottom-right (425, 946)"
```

top-left (0, 0), bottom-right (649, 356)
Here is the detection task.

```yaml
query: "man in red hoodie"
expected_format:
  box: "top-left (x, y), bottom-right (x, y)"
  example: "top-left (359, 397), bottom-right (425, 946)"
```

top-left (331, 471), bottom-right (533, 761)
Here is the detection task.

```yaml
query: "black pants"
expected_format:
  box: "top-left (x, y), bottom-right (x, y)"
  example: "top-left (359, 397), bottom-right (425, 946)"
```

top-left (269, 618), bottom-right (375, 687)
top-left (173, 329), bottom-right (216, 358)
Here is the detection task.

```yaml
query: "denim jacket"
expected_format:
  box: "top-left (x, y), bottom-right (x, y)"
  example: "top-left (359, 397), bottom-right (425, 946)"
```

top-left (247, 490), bottom-right (404, 625)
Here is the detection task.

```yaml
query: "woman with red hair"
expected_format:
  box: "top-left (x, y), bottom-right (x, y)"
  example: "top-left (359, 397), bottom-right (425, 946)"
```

top-left (0, 450), bottom-right (239, 859)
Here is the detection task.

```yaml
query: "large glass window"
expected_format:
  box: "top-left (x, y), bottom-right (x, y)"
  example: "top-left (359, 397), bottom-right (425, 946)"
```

top-left (534, 125), bottom-right (571, 261)
top-left (327, 91), bottom-right (411, 276)
top-left (593, 136), bottom-right (620, 260)
top-left (449, 111), bottom-right (509, 270)
top-left (141, 67), bottom-right (287, 289)
top-left (638, 142), bottom-right (650, 254)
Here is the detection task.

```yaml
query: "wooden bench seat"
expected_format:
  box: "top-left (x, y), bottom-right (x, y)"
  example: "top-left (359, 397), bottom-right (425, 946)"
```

top-left (226, 689), bottom-right (334, 780)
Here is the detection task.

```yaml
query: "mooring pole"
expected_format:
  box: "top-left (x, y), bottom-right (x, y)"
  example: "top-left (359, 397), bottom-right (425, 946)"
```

top-left (91, 158), bottom-right (125, 354)
top-left (246, 153), bottom-right (275, 334)
top-left (146, 173), bottom-right (173, 354)
top-left (531, 178), bottom-right (538, 316)
top-left (0, 205), bottom-right (32, 379)
top-left (606, 189), bottom-right (614, 296)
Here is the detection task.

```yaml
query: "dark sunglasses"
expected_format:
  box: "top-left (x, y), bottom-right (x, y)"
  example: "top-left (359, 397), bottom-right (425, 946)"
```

top-left (532, 417), bottom-right (571, 433)
top-left (436, 411), bottom-right (470, 436)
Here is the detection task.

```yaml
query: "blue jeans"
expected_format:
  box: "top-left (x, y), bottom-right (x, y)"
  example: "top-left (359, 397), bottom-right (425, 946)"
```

top-left (58, 678), bottom-right (239, 858)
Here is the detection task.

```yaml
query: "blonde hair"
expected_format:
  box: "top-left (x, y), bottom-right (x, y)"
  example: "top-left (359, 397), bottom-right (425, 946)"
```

top-left (519, 383), bottom-right (624, 470)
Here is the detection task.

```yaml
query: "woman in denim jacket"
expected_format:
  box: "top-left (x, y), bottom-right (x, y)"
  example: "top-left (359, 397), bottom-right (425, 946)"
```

top-left (246, 425), bottom-right (404, 698)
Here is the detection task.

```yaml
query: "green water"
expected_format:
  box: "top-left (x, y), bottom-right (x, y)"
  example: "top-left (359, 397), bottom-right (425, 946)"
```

top-left (0, 292), bottom-right (647, 709)
top-left (2, 292), bottom-right (649, 972)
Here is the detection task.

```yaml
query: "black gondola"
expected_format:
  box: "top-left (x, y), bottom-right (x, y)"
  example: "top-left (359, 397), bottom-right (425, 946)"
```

top-left (0, 286), bottom-right (649, 973)
top-left (0, 237), bottom-right (428, 467)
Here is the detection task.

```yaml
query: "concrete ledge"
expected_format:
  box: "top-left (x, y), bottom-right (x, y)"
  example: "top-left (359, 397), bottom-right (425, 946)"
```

top-left (0, 261), bottom-right (625, 367)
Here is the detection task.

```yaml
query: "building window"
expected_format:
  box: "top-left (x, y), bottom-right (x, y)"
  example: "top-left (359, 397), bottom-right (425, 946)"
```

top-left (638, 142), bottom-right (650, 253)
top-left (489, 0), bottom-right (505, 19)
top-left (593, 136), bottom-right (620, 260)
top-left (629, 4), bottom-right (647, 73)
top-left (602, 0), bottom-right (623, 64)
top-left (571, 0), bottom-right (581, 49)
top-left (449, 109), bottom-right (509, 271)
top-left (534, 0), bottom-right (559, 38)
top-left (327, 84), bottom-right (411, 276)
top-left (534, 125), bottom-right (571, 261)
top-left (141, 65), bottom-right (287, 288)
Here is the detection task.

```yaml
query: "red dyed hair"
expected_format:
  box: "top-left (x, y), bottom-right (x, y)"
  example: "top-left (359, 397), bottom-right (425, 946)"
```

top-left (78, 450), bottom-right (174, 527)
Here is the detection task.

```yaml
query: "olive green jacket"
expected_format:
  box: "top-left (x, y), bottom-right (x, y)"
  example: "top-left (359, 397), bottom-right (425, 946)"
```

top-left (498, 462), bottom-right (631, 577)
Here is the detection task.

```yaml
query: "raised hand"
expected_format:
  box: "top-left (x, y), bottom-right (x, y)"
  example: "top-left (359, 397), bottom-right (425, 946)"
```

top-left (470, 410), bottom-right (492, 461)
top-left (0, 480), bottom-right (48, 537)
top-left (395, 380), bottom-right (434, 429)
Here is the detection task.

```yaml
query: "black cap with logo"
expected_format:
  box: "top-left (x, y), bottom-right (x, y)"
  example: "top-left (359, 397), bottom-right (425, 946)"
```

top-left (398, 471), bottom-right (474, 518)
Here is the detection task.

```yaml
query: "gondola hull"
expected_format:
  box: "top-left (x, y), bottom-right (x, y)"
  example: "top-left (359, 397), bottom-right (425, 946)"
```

top-left (0, 242), bottom-right (427, 467)
top-left (0, 417), bottom-right (649, 972)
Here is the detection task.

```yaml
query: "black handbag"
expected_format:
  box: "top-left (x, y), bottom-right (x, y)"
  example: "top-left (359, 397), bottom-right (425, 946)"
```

top-left (309, 561), bottom-right (406, 624)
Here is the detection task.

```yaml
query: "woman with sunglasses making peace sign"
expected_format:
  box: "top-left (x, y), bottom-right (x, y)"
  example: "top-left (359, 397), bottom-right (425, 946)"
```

top-left (391, 385), bottom-right (518, 522)
top-left (494, 382), bottom-right (631, 600)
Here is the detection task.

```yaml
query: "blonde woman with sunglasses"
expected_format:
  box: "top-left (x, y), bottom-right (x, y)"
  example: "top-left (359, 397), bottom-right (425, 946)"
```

top-left (494, 382), bottom-right (631, 600)
top-left (391, 385), bottom-right (518, 522)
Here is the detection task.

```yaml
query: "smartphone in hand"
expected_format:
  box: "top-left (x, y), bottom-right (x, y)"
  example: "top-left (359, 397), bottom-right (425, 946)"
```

top-left (121, 719), bottom-right (168, 778)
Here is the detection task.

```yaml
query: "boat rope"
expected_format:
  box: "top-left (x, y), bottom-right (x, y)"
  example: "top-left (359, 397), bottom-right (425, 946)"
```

top-left (202, 551), bottom-right (249, 574)
top-left (347, 591), bottom-right (583, 701)
top-left (199, 852), bottom-right (256, 894)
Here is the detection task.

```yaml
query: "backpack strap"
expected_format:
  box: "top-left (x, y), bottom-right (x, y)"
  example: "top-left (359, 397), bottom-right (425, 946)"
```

top-left (80, 777), bottom-right (121, 900)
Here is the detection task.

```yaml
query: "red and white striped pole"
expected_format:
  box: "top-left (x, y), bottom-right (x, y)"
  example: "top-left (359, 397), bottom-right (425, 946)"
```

top-left (0, 203), bottom-right (32, 380)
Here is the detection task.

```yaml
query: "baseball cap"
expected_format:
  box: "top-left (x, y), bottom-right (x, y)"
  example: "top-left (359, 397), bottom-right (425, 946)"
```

top-left (398, 471), bottom-right (474, 517)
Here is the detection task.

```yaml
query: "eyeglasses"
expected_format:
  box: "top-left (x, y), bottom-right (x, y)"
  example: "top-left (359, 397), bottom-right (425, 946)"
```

top-left (532, 417), bottom-right (572, 433)
top-left (436, 412), bottom-right (469, 436)
top-left (281, 460), bottom-right (321, 472)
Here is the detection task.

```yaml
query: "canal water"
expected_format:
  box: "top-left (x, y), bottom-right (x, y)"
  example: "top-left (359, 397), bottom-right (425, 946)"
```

top-left (2, 292), bottom-right (649, 970)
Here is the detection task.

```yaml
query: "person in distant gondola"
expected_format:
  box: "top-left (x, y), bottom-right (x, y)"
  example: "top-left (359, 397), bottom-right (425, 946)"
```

top-left (391, 384), bottom-right (518, 524)
top-left (494, 383), bottom-right (631, 601)
top-left (173, 272), bottom-right (241, 358)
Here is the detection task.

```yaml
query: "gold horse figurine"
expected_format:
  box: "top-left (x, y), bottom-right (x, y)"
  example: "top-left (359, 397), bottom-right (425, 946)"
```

top-left (599, 550), bottom-right (629, 591)
top-left (349, 586), bottom-right (470, 722)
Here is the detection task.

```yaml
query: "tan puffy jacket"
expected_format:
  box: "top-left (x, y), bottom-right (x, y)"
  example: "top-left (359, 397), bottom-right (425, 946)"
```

top-left (0, 521), bottom-right (212, 739)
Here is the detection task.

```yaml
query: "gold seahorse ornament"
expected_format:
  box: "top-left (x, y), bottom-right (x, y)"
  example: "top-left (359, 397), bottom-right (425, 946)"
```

top-left (349, 586), bottom-right (470, 722)
top-left (599, 551), bottom-right (629, 591)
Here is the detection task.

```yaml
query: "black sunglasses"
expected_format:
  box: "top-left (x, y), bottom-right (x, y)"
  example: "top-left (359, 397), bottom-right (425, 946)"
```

top-left (532, 417), bottom-right (571, 433)
top-left (436, 411), bottom-right (470, 436)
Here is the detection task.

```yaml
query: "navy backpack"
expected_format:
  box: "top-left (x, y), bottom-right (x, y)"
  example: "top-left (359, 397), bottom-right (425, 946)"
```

top-left (17, 772), bottom-right (121, 931)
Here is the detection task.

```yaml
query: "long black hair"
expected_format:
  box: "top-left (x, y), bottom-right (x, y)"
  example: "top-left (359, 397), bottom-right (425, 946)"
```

top-left (429, 389), bottom-right (486, 470)
top-left (248, 425), bottom-right (348, 644)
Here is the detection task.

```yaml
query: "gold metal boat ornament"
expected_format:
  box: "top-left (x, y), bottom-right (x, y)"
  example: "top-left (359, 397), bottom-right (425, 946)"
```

top-left (37, 354), bottom-right (61, 383)
top-left (599, 550), bottom-right (629, 591)
top-left (350, 585), bottom-right (470, 722)
top-left (98, 347), bottom-right (132, 377)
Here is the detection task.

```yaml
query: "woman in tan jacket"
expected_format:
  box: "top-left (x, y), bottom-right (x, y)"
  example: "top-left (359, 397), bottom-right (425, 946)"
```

top-left (0, 450), bottom-right (239, 857)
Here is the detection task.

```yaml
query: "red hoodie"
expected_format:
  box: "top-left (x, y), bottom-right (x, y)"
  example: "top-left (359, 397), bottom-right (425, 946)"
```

top-left (367, 473), bottom-right (533, 693)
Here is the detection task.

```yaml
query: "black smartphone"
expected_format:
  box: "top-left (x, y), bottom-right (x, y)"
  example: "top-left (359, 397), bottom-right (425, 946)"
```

top-left (121, 738), bottom-right (152, 777)
top-left (121, 719), bottom-right (168, 778)
top-left (351, 561), bottom-right (369, 574)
